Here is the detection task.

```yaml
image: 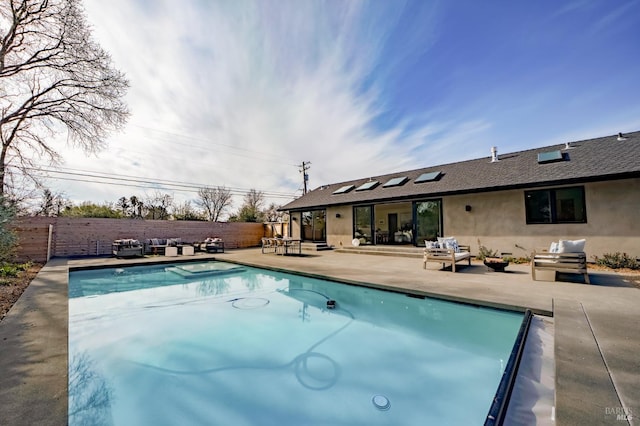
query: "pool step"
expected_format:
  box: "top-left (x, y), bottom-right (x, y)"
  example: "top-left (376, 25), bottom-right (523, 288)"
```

top-left (335, 246), bottom-right (424, 258)
top-left (301, 242), bottom-right (333, 251)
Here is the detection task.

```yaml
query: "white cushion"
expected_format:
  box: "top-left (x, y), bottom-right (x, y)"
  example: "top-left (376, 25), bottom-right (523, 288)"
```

top-left (549, 242), bottom-right (559, 253)
top-left (453, 252), bottom-right (471, 261)
top-left (557, 239), bottom-right (586, 253)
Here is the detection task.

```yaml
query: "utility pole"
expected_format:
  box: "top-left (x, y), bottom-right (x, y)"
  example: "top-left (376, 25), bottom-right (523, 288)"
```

top-left (299, 161), bottom-right (311, 194)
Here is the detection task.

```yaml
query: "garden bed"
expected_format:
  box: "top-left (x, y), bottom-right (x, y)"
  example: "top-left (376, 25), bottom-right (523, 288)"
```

top-left (0, 263), bottom-right (43, 321)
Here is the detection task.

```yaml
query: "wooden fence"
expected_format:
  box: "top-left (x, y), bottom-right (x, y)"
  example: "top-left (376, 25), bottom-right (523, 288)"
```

top-left (11, 217), bottom-right (269, 262)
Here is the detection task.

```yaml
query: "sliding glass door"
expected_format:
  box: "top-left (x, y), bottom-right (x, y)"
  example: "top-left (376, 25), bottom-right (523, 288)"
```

top-left (353, 205), bottom-right (373, 245)
top-left (301, 210), bottom-right (326, 242)
top-left (413, 200), bottom-right (442, 244)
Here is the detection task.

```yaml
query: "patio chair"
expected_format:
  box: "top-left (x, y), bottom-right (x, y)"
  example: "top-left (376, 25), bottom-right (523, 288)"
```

top-left (531, 239), bottom-right (589, 283)
top-left (261, 237), bottom-right (277, 254)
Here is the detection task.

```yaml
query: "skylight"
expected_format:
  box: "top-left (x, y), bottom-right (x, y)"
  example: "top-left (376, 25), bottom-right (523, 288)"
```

top-left (537, 150), bottom-right (564, 164)
top-left (355, 181), bottom-right (379, 191)
top-left (382, 176), bottom-right (408, 188)
top-left (332, 185), bottom-right (355, 195)
top-left (414, 171), bottom-right (442, 183)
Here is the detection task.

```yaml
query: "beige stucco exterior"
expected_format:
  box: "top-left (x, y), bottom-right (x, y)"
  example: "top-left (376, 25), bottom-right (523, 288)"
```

top-left (290, 177), bottom-right (640, 259)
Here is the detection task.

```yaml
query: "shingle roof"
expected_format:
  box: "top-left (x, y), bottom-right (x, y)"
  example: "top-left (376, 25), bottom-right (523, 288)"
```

top-left (281, 131), bottom-right (640, 211)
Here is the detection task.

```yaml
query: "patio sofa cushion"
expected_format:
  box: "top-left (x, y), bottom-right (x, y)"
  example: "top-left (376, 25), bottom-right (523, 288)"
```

top-left (531, 244), bottom-right (589, 284)
top-left (438, 237), bottom-right (460, 253)
top-left (557, 239), bottom-right (586, 253)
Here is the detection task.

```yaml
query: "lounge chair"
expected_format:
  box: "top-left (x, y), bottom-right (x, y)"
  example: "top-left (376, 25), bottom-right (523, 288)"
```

top-left (531, 239), bottom-right (589, 283)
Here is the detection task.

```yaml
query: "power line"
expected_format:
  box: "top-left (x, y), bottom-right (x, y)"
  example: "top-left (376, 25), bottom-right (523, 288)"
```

top-left (129, 123), bottom-right (300, 167)
top-left (12, 165), bottom-right (301, 200)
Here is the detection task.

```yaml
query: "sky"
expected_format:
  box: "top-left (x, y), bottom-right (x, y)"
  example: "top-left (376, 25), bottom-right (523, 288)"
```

top-left (43, 0), bottom-right (640, 215)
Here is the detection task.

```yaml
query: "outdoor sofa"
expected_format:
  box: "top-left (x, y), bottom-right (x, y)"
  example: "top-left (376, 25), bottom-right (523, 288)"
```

top-left (112, 239), bottom-right (144, 258)
top-left (199, 237), bottom-right (225, 253)
top-left (423, 237), bottom-right (471, 272)
top-left (144, 238), bottom-right (184, 255)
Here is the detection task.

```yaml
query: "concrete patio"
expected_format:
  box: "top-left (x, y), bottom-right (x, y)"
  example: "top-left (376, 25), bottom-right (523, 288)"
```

top-left (1, 248), bottom-right (638, 425)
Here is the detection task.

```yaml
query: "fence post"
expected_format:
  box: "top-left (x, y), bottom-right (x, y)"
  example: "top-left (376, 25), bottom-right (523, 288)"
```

top-left (47, 224), bottom-right (53, 261)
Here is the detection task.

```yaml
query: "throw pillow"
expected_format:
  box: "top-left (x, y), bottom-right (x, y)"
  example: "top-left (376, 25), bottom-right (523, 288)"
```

top-left (558, 239), bottom-right (586, 253)
top-left (425, 240), bottom-right (438, 249)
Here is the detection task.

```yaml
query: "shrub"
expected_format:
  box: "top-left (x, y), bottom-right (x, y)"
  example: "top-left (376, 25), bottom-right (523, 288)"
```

top-left (477, 245), bottom-right (498, 261)
top-left (0, 197), bottom-right (18, 262)
top-left (593, 252), bottom-right (639, 270)
top-left (0, 262), bottom-right (31, 278)
top-left (503, 255), bottom-right (531, 264)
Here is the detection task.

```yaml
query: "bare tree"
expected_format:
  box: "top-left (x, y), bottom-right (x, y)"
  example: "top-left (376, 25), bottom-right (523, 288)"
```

top-left (144, 191), bottom-right (172, 220)
top-left (196, 186), bottom-right (233, 222)
top-left (233, 189), bottom-right (264, 222)
top-left (264, 202), bottom-right (284, 222)
top-left (172, 200), bottom-right (203, 221)
top-left (0, 0), bottom-right (129, 195)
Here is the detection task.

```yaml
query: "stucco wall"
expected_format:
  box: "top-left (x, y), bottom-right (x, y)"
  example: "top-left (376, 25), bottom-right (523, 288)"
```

top-left (326, 206), bottom-right (353, 248)
top-left (288, 177), bottom-right (640, 259)
top-left (446, 178), bottom-right (640, 258)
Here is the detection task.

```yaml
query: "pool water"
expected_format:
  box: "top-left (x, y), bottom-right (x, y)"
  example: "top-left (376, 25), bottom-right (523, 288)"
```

top-left (68, 261), bottom-right (523, 425)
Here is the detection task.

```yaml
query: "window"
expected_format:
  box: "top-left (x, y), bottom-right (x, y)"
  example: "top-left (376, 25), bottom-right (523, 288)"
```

top-left (414, 171), bottom-right (442, 183)
top-left (332, 185), bottom-right (354, 195)
top-left (355, 181), bottom-right (379, 191)
top-left (382, 177), bottom-right (408, 187)
top-left (537, 150), bottom-right (564, 164)
top-left (525, 186), bottom-right (586, 224)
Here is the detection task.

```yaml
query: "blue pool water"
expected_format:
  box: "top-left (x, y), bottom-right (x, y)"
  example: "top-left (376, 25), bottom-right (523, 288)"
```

top-left (68, 261), bottom-right (523, 425)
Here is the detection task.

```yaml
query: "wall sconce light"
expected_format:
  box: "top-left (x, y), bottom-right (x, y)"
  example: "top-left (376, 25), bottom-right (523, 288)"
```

top-left (335, 213), bottom-right (341, 218)
top-left (465, 205), bottom-right (472, 212)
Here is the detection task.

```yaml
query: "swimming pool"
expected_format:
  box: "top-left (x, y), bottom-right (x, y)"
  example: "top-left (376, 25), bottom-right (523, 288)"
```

top-left (69, 261), bottom-right (524, 425)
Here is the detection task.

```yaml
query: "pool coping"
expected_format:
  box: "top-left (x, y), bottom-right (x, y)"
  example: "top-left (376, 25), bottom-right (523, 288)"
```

top-left (1, 250), bottom-right (638, 425)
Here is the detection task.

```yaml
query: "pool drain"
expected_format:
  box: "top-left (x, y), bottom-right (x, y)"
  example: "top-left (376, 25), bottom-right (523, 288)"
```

top-left (372, 395), bottom-right (390, 411)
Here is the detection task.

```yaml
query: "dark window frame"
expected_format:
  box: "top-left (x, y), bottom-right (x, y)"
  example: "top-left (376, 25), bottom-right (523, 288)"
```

top-left (524, 186), bottom-right (587, 224)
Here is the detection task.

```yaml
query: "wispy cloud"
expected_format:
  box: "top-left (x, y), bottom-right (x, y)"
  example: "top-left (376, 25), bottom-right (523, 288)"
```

top-left (62, 0), bottom-right (449, 206)
top-left (48, 0), bottom-right (640, 209)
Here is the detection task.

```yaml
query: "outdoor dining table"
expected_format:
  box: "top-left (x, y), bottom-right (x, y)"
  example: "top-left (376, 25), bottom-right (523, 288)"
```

top-left (279, 238), bottom-right (302, 255)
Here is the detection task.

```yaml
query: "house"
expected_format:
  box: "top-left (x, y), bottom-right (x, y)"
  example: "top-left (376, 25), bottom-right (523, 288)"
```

top-left (280, 131), bottom-right (640, 258)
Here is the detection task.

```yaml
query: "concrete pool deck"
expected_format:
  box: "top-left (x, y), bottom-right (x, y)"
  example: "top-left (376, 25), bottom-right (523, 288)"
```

top-left (0, 249), bottom-right (638, 425)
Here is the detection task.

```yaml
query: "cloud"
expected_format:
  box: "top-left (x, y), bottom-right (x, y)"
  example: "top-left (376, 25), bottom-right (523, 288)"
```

top-left (47, 0), bottom-right (640, 212)
top-left (56, 0), bottom-right (447, 208)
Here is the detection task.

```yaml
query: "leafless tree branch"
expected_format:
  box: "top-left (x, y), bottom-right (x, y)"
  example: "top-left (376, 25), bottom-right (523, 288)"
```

top-left (0, 0), bottom-right (129, 195)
